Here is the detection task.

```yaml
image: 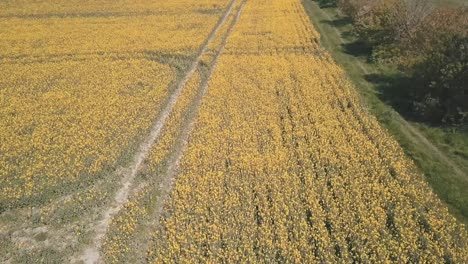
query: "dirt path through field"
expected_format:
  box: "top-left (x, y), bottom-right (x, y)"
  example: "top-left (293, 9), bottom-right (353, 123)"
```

top-left (151, 0), bottom-right (247, 232)
top-left (73, 1), bottom-right (238, 262)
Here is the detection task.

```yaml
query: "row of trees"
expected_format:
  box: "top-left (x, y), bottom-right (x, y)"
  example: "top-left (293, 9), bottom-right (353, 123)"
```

top-left (337, 0), bottom-right (467, 124)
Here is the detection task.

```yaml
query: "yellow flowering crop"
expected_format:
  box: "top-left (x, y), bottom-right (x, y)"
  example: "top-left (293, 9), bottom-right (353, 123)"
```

top-left (1, 0), bottom-right (466, 262)
top-left (149, 0), bottom-right (467, 263)
top-left (0, 0), bottom-right (229, 209)
top-left (102, 1), bottom-right (246, 260)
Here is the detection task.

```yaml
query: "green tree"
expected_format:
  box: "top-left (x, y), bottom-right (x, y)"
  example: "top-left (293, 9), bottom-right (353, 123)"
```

top-left (411, 35), bottom-right (468, 124)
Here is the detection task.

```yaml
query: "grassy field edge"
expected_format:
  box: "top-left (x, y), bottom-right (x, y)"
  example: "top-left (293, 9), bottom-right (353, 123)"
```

top-left (301, 0), bottom-right (468, 227)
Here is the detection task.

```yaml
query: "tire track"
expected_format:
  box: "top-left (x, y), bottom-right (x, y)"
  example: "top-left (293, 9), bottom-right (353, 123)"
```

top-left (118, 2), bottom-right (247, 261)
top-left (148, 0), bottom-right (247, 244)
top-left (73, 1), bottom-right (238, 262)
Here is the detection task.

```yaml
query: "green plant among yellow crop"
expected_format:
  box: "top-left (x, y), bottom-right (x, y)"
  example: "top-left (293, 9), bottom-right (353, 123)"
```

top-left (148, 0), bottom-right (467, 263)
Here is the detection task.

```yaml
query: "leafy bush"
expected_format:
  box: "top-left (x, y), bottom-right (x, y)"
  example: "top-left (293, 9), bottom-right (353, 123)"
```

top-left (411, 35), bottom-right (468, 124)
top-left (335, 0), bottom-right (467, 124)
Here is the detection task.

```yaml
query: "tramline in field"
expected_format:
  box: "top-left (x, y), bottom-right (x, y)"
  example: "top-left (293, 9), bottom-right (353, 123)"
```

top-left (0, 0), bottom-right (466, 263)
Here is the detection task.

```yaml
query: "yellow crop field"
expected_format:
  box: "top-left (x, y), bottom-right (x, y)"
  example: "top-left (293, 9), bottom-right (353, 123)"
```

top-left (0, 0), bottom-right (228, 208)
top-left (0, 0), bottom-right (466, 263)
top-left (147, 0), bottom-right (467, 263)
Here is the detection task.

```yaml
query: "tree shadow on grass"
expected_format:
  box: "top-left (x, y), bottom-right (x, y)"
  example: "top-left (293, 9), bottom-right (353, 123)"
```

top-left (340, 30), bottom-right (356, 39)
top-left (364, 73), bottom-right (417, 120)
top-left (316, 0), bottom-right (337, 8)
top-left (341, 40), bottom-right (372, 59)
top-left (320, 17), bottom-right (351, 28)
top-left (366, 73), bottom-right (468, 129)
top-left (320, 17), bottom-right (372, 59)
